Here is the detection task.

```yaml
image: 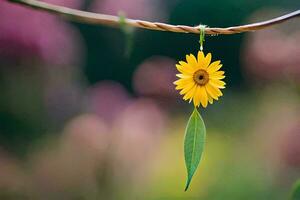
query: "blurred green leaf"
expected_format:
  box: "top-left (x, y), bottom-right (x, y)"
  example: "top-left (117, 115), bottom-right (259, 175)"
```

top-left (184, 108), bottom-right (206, 191)
top-left (291, 180), bottom-right (300, 200)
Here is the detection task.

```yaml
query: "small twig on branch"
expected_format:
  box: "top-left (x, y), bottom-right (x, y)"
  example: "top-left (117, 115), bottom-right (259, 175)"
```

top-left (8, 0), bottom-right (300, 35)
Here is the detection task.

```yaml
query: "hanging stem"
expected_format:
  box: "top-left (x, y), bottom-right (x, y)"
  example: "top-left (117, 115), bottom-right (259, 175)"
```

top-left (199, 25), bottom-right (206, 51)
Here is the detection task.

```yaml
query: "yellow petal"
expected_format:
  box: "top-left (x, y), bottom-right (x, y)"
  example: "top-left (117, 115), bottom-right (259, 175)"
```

top-left (208, 95), bottom-right (214, 104)
top-left (207, 61), bottom-right (222, 73)
top-left (175, 78), bottom-right (193, 89)
top-left (198, 86), bottom-right (208, 108)
top-left (193, 86), bottom-right (201, 107)
top-left (203, 53), bottom-right (212, 69)
top-left (179, 82), bottom-right (195, 95)
top-left (211, 71), bottom-right (225, 76)
top-left (176, 83), bottom-right (192, 90)
top-left (183, 84), bottom-right (197, 100)
top-left (197, 51), bottom-right (205, 69)
top-left (210, 71), bottom-right (225, 80)
top-left (205, 84), bottom-right (219, 100)
top-left (208, 82), bottom-right (223, 97)
top-left (176, 74), bottom-right (192, 78)
top-left (180, 61), bottom-right (194, 69)
top-left (173, 78), bottom-right (192, 86)
top-left (186, 54), bottom-right (197, 67)
top-left (210, 79), bottom-right (226, 89)
top-left (179, 61), bottom-right (188, 67)
top-left (197, 51), bottom-right (204, 61)
top-left (175, 83), bottom-right (192, 90)
top-left (176, 85), bottom-right (184, 90)
top-left (210, 75), bottom-right (225, 80)
top-left (176, 64), bottom-right (193, 74)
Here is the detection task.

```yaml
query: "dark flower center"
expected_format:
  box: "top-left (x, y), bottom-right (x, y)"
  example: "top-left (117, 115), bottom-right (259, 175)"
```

top-left (193, 69), bottom-right (209, 86)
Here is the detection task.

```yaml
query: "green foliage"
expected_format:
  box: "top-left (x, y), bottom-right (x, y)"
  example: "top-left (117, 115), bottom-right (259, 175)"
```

top-left (184, 108), bottom-right (206, 191)
top-left (291, 180), bottom-right (300, 200)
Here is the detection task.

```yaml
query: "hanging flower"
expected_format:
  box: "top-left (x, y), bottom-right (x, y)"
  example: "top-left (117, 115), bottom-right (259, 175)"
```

top-left (174, 51), bottom-right (225, 107)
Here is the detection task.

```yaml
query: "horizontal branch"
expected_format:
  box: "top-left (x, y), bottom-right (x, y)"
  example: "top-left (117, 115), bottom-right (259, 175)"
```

top-left (8, 0), bottom-right (300, 35)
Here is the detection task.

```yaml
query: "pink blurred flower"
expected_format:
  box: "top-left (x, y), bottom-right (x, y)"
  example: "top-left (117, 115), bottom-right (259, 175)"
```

top-left (30, 114), bottom-right (110, 196)
top-left (62, 114), bottom-right (110, 156)
top-left (89, 0), bottom-right (166, 21)
top-left (133, 56), bottom-right (177, 98)
top-left (87, 81), bottom-right (132, 123)
top-left (0, 150), bottom-right (27, 191)
top-left (280, 123), bottom-right (300, 168)
top-left (0, 1), bottom-right (84, 66)
top-left (242, 9), bottom-right (300, 83)
top-left (112, 98), bottom-right (167, 181)
top-left (248, 89), bottom-right (300, 184)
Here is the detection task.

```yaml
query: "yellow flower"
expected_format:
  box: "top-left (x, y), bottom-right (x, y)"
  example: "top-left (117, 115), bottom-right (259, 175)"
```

top-left (174, 51), bottom-right (225, 108)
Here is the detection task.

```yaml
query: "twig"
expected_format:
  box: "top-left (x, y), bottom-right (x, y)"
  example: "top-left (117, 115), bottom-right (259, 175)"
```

top-left (8, 0), bottom-right (300, 35)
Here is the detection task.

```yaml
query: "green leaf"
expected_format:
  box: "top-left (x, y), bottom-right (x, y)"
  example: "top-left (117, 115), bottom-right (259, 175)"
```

top-left (291, 180), bottom-right (300, 200)
top-left (184, 108), bottom-right (206, 191)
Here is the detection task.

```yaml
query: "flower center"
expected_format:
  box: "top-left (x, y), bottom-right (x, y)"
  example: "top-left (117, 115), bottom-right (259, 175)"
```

top-left (193, 69), bottom-right (209, 86)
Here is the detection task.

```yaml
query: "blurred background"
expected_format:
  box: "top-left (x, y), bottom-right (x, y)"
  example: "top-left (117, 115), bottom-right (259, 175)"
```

top-left (0, 0), bottom-right (299, 199)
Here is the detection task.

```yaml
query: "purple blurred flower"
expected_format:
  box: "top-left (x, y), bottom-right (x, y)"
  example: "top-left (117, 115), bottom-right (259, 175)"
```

top-left (133, 56), bottom-right (177, 98)
top-left (242, 9), bottom-right (300, 83)
top-left (44, 75), bottom-right (84, 125)
top-left (0, 1), bottom-right (84, 66)
top-left (89, 0), bottom-right (166, 21)
top-left (87, 81), bottom-right (132, 123)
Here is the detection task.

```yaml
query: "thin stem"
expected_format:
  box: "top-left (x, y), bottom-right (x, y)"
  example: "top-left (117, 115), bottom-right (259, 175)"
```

top-left (199, 25), bottom-right (206, 51)
top-left (7, 0), bottom-right (300, 35)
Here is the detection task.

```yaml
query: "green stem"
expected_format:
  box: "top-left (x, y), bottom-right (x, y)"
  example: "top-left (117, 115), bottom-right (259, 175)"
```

top-left (199, 25), bottom-right (206, 51)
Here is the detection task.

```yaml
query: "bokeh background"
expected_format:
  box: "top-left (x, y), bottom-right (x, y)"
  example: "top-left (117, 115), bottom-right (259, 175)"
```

top-left (0, 0), bottom-right (299, 199)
